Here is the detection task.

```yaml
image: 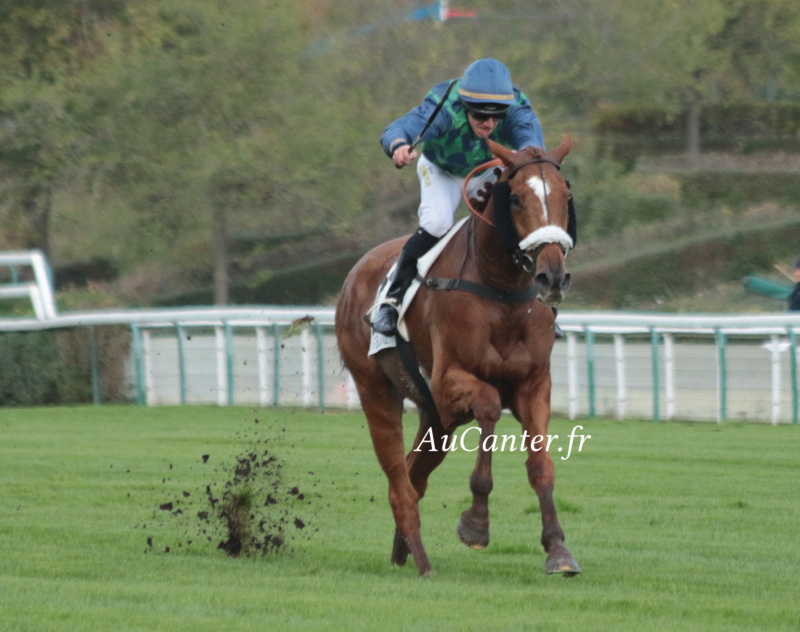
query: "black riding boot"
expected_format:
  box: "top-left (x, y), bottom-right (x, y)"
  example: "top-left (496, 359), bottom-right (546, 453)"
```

top-left (371, 228), bottom-right (439, 336)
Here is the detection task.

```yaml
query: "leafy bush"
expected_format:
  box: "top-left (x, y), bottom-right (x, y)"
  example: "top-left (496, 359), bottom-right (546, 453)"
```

top-left (0, 332), bottom-right (64, 405)
top-left (0, 326), bottom-right (130, 406)
top-left (594, 102), bottom-right (800, 159)
top-left (567, 156), bottom-right (681, 239)
top-left (594, 102), bottom-right (800, 138)
top-left (681, 173), bottom-right (800, 209)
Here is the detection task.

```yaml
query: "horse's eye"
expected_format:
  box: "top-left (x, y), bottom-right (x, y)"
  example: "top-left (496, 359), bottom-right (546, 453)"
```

top-left (510, 194), bottom-right (520, 206)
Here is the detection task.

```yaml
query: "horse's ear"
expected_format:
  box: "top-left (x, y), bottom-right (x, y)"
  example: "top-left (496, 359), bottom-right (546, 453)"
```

top-left (486, 138), bottom-right (517, 168)
top-left (552, 135), bottom-right (573, 164)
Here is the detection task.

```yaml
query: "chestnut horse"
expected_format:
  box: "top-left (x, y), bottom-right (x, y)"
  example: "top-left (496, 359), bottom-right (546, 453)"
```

top-left (335, 137), bottom-right (580, 577)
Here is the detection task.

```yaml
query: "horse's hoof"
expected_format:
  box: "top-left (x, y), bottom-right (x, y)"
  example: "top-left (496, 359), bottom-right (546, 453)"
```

top-left (457, 513), bottom-right (489, 550)
top-left (545, 553), bottom-right (581, 577)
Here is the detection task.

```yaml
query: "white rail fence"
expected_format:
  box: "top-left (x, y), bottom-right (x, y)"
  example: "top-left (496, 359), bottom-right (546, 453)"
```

top-left (2, 250), bottom-right (799, 423)
top-left (0, 251), bottom-right (57, 320)
top-left (2, 302), bottom-right (800, 423)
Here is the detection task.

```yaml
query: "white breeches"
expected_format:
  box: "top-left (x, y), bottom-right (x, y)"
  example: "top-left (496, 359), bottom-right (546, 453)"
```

top-left (416, 154), bottom-right (501, 238)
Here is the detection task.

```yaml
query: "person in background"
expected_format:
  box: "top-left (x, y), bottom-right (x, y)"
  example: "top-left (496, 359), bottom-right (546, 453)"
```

top-left (370, 58), bottom-right (545, 336)
top-left (789, 260), bottom-right (800, 311)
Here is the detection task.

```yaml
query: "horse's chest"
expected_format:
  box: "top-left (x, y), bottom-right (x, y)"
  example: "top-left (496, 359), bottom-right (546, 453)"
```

top-left (425, 303), bottom-right (553, 381)
top-left (485, 339), bottom-right (541, 377)
top-left (460, 330), bottom-right (548, 380)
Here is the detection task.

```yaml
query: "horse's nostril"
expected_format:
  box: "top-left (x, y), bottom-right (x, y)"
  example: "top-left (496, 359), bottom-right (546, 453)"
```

top-left (534, 273), bottom-right (549, 289)
top-left (562, 273), bottom-right (572, 291)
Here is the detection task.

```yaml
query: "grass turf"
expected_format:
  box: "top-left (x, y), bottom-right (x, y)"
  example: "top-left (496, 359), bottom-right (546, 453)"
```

top-left (0, 406), bottom-right (797, 631)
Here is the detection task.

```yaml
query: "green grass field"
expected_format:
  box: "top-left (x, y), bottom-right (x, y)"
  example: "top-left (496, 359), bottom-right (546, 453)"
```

top-left (1, 406), bottom-right (797, 631)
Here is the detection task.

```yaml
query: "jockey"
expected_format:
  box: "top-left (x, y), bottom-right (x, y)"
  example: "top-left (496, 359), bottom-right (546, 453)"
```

top-left (371, 58), bottom-right (546, 336)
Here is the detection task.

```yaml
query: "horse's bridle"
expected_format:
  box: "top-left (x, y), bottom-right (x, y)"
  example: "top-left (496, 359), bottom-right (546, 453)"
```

top-left (461, 155), bottom-right (571, 273)
top-left (505, 156), bottom-right (562, 180)
top-left (419, 154), bottom-right (571, 303)
top-left (461, 155), bottom-right (562, 223)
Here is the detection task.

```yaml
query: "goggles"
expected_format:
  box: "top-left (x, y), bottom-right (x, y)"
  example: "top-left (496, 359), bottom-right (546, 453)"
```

top-left (462, 101), bottom-right (509, 121)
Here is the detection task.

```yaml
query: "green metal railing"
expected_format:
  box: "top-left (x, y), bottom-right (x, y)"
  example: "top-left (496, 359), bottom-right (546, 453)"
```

top-left (128, 319), bottom-right (335, 411)
top-left (4, 303), bottom-right (800, 423)
top-left (125, 319), bottom-right (800, 424)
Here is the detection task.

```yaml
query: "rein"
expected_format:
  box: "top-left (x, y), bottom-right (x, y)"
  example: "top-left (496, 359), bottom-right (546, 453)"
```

top-left (461, 159), bottom-right (502, 225)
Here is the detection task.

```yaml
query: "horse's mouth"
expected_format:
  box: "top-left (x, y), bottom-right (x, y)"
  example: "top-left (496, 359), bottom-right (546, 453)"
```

top-left (535, 272), bottom-right (571, 306)
top-left (538, 292), bottom-right (563, 306)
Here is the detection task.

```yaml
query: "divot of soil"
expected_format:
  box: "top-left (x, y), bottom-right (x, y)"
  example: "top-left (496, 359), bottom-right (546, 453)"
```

top-left (139, 420), bottom-right (319, 557)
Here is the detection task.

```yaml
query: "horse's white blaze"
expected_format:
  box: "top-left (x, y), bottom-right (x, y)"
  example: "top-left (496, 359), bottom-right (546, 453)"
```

top-left (526, 175), bottom-right (549, 223)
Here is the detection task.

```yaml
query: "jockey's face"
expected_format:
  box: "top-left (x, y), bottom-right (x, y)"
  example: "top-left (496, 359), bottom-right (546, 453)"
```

top-left (467, 111), bottom-right (499, 139)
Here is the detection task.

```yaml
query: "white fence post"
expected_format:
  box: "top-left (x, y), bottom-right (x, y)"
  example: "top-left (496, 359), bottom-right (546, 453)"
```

top-left (143, 330), bottom-right (155, 406)
top-left (769, 335), bottom-right (782, 426)
top-left (256, 326), bottom-right (270, 407)
top-left (215, 326), bottom-right (227, 407)
top-left (664, 333), bottom-right (675, 421)
top-left (566, 332), bottom-right (579, 420)
top-left (613, 334), bottom-right (626, 420)
top-left (301, 327), bottom-right (312, 407)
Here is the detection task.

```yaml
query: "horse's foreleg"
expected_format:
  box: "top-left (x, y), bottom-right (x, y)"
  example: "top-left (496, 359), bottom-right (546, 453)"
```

top-left (517, 378), bottom-right (581, 577)
top-left (435, 366), bottom-right (502, 550)
top-left (526, 447), bottom-right (580, 575)
top-left (457, 414), bottom-right (497, 550)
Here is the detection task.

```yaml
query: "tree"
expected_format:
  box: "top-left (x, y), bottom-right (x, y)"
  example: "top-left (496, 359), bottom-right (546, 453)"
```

top-left (0, 0), bottom-right (126, 254)
top-left (71, 1), bottom-right (322, 303)
top-left (713, 0), bottom-right (800, 101)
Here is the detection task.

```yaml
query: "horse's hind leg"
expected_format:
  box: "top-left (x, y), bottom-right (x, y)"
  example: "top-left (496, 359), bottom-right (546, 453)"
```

top-left (406, 406), bottom-right (452, 497)
top-left (359, 386), bottom-right (432, 576)
top-left (383, 406), bottom-right (453, 570)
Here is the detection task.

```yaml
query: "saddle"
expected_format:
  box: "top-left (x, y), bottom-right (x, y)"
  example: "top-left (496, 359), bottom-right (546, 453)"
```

top-left (367, 217), bottom-right (468, 357)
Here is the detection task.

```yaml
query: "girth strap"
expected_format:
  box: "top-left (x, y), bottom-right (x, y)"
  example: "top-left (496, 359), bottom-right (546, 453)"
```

top-left (395, 336), bottom-right (435, 404)
top-left (417, 274), bottom-right (538, 304)
top-left (395, 337), bottom-right (446, 435)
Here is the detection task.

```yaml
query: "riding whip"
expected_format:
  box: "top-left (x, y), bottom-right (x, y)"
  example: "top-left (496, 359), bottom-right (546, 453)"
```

top-left (395, 79), bottom-right (457, 168)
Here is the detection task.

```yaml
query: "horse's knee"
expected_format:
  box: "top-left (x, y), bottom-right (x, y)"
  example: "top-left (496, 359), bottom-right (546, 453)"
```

top-left (525, 453), bottom-right (554, 489)
top-left (475, 394), bottom-right (502, 423)
top-left (437, 370), bottom-right (501, 424)
top-left (468, 383), bottom-right (502, 424)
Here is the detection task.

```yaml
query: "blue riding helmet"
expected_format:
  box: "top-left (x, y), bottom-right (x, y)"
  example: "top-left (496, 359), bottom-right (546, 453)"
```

top-left (457, 58), bottom-right (515, 116)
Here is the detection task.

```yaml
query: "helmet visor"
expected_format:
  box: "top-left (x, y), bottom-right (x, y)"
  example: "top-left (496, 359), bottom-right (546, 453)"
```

top-left (462, 101), bottom-right (509, 120)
